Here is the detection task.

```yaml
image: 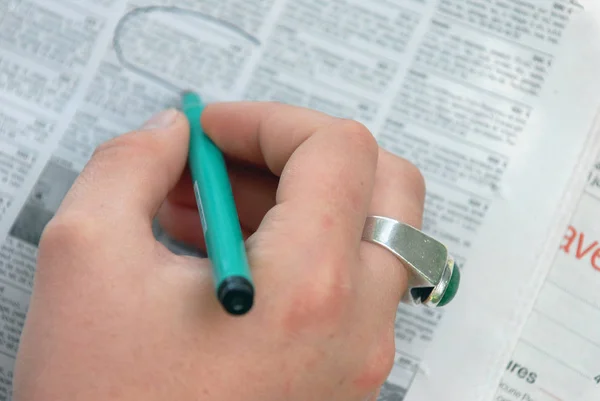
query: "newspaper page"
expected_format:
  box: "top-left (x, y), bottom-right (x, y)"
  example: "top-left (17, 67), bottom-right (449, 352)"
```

top-left (0, 0), bottom-right (600, 400)
top-left (489, 156), bottom-right (600, 401)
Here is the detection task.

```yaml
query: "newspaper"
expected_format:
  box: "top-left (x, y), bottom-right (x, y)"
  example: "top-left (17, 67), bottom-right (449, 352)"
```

top-left (489, 157), bottom-right (600, 401)
top-left (1, 0), bottom-right (600, 400)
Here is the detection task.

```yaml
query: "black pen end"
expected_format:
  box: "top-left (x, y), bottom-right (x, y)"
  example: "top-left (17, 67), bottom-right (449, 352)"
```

top-left (217, 276), bottom-right (254, 316)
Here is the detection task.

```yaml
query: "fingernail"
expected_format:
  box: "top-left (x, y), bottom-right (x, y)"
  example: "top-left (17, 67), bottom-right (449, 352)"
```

top-left (364, 391), bottom-right (377, 401)
top-left (141, 109), bottom-right (178, 130)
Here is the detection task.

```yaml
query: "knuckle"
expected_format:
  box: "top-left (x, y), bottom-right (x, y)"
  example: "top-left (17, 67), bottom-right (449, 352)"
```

top-left (334, 119), bottom-right (378, 155)
top-left (38, 213), bottom-right (103, 260)
top-left (381, 150), bottom-right (426, 199)
top-left (278, 256), bottom-right (353, 334)
top-left (355, 330), bottom-right (396, 391)
top-left (402, 159), bottom-right (426, 198)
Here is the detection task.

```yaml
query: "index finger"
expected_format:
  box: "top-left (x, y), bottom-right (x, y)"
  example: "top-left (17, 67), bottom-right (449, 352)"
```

top-left (202, 102), bottom-right (379, 257)
top-left (202, 102), bottom-right (333, 173)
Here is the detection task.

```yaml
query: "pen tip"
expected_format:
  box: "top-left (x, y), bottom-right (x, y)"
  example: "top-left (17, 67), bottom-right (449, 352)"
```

top-left (180, 90), bottom-right (204, 110)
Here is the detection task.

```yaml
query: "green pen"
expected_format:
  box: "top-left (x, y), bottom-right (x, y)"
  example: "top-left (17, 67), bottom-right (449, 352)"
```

top-left (181, 91), bottom-right (254, 315)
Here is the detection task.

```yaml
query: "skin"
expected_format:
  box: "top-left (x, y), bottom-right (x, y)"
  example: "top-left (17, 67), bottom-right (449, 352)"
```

top-left (12, 102), bottom-right (425, 401)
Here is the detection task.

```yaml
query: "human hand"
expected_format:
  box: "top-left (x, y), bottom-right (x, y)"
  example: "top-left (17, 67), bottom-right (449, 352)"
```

top-left (13, 102), bottom-right (425, 401)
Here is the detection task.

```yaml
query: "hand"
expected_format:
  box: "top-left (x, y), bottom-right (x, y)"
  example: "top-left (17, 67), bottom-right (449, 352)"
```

top-left (13, 102), bottom-right (425, 401)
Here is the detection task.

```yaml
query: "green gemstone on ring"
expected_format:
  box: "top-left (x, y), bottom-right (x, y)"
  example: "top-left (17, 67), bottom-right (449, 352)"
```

top-left (438, 264), bottom-right (460, 307)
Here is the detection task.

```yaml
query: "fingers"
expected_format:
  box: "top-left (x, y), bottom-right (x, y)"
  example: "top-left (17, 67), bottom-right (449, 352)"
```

top-left (369, 149), bottom-right (425, 230)
top-left (158, 162), bottom-right (277, 248)
top-left (203, 102), bottom-right (379, 258)
top-left (55, 109), bottom-right (190, 230)
top-left (201, 101), bottom-right (334, 174)
top-left (359, 149), bottom-right (426, 318)
top-left (157, 201), bottom-right (253, 251)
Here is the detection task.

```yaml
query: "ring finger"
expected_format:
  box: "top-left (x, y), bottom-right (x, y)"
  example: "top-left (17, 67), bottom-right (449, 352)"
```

top-left (357, 148), bottom-right (426, 321)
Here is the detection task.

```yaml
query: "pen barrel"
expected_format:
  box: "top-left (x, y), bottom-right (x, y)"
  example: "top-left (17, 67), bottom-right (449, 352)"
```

top-left (186, 104), bottom-right (253, 292)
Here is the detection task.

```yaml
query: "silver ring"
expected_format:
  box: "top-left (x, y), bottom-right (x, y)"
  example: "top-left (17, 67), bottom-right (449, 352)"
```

top-left (361, 216), bottom-right (460, 308)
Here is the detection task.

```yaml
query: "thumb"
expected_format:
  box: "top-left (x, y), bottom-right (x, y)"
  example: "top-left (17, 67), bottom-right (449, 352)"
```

top-left (55, 109), bottom-right (190, 226)
top-left (365, 389), bottom-right (380, 401)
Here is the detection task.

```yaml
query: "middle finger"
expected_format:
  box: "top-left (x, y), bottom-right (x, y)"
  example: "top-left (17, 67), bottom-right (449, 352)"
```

top-left (158, 161), bottom-right (278, 247)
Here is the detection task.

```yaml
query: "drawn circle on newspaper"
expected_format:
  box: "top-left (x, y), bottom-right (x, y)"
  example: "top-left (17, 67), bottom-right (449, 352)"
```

top-left (112, 6), bottom-right (261, 94)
